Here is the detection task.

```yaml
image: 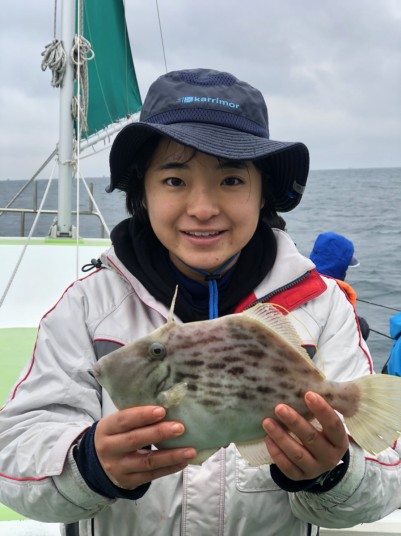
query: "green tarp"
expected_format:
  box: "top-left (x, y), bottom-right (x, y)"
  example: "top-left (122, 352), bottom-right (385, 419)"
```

top-left (78, 0), bottom-right (142, 136)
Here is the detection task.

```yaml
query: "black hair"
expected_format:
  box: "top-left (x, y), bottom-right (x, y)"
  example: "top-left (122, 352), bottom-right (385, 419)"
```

top-left (124, 135), bottom-right (161, 221)
top-left (262, 209), bottom-right (287, 231)
top-left (253, 160), bottom-right (278, 220)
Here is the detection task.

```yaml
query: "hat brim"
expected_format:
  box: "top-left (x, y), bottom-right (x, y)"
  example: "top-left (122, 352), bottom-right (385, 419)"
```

top-left (109, 121), bottom-right (309, 212)
top-left (348, 255), bottom-right (360, 268)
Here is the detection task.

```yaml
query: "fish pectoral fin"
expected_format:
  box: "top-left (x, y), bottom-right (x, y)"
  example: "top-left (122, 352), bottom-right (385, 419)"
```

top-left (236, 439), bottom-right (273, 466)
top-left (157, 381), bottom-right (188, 408)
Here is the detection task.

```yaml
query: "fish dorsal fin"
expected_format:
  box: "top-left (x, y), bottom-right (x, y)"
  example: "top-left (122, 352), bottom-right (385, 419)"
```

top-left (243, 303), bottom-right (324, 376)
top-left (168, 285), bottom-right (179, 323)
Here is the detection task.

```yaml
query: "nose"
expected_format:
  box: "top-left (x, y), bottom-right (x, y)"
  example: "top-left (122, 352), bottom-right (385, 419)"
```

top-left (186, 186), bottom-right (220, 220)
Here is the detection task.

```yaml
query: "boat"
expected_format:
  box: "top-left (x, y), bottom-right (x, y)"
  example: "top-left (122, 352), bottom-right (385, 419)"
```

top-left (0, 0), bottom-right (140, 532)
top-left (1, 1), bottom-right (400, 534)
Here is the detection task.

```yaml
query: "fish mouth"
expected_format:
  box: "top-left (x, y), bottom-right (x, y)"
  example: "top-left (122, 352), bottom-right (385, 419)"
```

top-left (155, 365), bottom-right (171, 395)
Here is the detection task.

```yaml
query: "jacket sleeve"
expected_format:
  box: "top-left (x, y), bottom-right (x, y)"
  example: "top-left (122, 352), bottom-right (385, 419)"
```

top-left (290, 278), bottom-right (401, 528)
top-left (387, 340), bottom-right (401, 376)
top-left (0, 277), bottom-right (115, 522)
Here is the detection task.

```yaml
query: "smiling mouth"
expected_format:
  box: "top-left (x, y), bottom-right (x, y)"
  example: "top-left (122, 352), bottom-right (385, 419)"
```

top-left (183, 231), bottom-right (224, 237)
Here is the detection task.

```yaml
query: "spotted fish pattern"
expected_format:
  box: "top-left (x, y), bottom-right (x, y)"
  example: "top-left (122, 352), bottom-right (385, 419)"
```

top-left (93, 303), bottom-right (401, 465)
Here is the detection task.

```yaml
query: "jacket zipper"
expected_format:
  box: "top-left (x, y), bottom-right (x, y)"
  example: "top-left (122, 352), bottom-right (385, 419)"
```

top-left (244, 271), bottom-right (311, 310)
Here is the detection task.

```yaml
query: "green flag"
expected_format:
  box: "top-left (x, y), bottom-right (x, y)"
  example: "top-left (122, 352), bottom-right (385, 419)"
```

top-left (77, 0), bottom-right (142, 136)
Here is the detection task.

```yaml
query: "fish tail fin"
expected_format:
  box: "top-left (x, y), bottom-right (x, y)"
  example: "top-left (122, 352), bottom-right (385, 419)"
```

top-left (344, 374), bottom-right (401, 455)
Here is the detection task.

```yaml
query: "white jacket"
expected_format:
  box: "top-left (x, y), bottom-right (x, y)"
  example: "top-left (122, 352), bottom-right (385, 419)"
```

top-left (1, 230), bottom-right (401, 536)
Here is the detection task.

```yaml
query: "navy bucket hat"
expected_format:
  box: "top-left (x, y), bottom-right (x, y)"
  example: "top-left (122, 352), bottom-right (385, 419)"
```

top-left (108, 68), bottom-right (310, 212)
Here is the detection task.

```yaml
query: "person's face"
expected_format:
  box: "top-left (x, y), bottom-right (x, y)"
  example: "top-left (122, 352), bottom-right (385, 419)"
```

top-left (144, 139), bottom-right (264, 281)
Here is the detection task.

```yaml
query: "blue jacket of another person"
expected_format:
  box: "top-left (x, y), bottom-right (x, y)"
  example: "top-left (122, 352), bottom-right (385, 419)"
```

top-left (386, 312), bottom-right (401, 376)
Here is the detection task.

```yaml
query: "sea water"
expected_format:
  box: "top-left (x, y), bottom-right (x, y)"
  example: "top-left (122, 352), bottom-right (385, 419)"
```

top-left (1, 167), bottom-right (400, 370)
top-left (285, 167), bottom-right (401, 371)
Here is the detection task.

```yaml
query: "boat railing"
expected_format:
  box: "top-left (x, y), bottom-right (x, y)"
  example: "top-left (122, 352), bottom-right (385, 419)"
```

top-left (0, 182), bottom-right (106, 238)
top-left (0, 207), bottom-right (106, 238)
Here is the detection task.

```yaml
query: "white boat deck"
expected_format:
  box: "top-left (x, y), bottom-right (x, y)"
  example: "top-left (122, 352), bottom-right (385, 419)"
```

top-left (0, 239), bottom-right (111, 532)
top-left (0, 520), bottom-right (60, 535)
top-left (0, 238), bottom-right (110, 328)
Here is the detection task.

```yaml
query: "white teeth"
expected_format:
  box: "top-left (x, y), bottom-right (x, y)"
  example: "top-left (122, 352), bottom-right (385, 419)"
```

top-left (187, 231), bottom-right (220, 237)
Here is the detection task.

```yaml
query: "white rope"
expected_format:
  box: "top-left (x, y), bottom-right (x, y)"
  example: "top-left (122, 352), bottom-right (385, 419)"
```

top-left (71, 35), bottom-right (95, 134)
top-left (155, 0), bottom-right (168, 73)
top-left (0, 163), bottom-right (57, 310)
top-left (75, 0), bottom-right (82, 279)
top-left (41, 40), bottom-right (67, 88)
top-left (80, 176), bottom-right (111, 237)
top-left (0, 149), bottom-right (57, 216)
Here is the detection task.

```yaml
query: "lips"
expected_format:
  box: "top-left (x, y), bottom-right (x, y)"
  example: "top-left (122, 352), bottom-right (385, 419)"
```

top-left (183, 231), bottom-right (224, 237)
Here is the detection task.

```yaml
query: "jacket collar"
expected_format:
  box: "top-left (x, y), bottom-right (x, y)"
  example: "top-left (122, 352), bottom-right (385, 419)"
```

top-left (102, 222), bottom-right (315, 321)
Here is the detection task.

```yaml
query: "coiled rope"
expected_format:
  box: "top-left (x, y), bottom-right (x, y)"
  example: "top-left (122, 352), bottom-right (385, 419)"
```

top-left (71, 0), bottom-right (95, 135)
top-left (41, 40), bottom-right (67, 88)
top-left (71, 34), bottom-right (95, 134)
top-left (40, 0), bottom-right (95, 133)
top-left (40, 1), bottom-right (66, 88)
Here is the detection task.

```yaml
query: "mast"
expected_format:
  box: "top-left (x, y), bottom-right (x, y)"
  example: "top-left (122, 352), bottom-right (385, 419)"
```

top-left (52, 0), bottom-right (76, 238)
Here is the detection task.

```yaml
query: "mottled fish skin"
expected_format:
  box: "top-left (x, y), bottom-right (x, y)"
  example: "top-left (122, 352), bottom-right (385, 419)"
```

top-left (92, 306), bottom-right (360, 454)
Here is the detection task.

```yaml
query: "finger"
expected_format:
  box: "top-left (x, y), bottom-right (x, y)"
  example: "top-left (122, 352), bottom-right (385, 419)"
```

top-left (96, 420), bottom-right (187, 456)
top-left (274, 399), bottom-right (347, 457)
top-left (112, 448), bottom-right (197, 490)
top-left (264, 397), bottom-right (348, 479)
top-left (125, 446), bottom-right (197, 474)
top-left (264, 434), bottom-right (306, 481)
top-left (304, 392), bottom-right (348, 449)
top-left (274, 404), bottom-right (323, 453)
top-left (263, 417), bottom-right (313, 478)
top-left (117, 462), bottom-right (189, 490)
top-left (100, 406), bottom-right (167, 435)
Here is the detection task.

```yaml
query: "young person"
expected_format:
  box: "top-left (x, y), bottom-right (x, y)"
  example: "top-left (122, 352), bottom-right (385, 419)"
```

top-left (1, 68), bottom-right (400, 536)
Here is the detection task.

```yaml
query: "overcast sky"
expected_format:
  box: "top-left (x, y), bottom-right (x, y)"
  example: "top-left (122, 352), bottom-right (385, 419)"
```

top-left (1, 0), bottom-right (400, 180)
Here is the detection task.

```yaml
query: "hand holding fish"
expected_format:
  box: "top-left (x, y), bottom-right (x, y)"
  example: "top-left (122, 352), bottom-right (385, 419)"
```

top-left (263, 391), bottom-right (349, 481)
top-left (94, 406), bottom-right (197, 490)
top-left (94, 303), bottom-right (401, 467)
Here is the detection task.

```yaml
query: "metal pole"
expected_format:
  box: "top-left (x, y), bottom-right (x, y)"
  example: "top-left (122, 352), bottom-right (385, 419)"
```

top-left (56, 0), bottom-right (76, 237)
top-left (33, 181), bottom-right (38, 211)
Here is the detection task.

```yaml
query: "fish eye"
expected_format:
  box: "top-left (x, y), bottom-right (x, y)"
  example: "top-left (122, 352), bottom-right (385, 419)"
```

top-left (149, 342), bottom-right (166, 360)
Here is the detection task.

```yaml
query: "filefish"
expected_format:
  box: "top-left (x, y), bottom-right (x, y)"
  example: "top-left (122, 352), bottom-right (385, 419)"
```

top-left (92, 301), bottom-right (401, 466)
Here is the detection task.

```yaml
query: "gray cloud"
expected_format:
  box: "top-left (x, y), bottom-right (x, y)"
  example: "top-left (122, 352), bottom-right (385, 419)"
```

top-left (1, 0), bottom-right (400, 180)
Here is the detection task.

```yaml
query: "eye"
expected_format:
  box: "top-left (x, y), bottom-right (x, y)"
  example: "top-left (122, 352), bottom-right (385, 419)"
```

top-left (165, 177), bottom-right (185, 187)
top-left (149, 342), bottom-right (166, 359)
top-left (221, 176), bottom-right (244, 186)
